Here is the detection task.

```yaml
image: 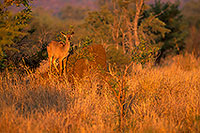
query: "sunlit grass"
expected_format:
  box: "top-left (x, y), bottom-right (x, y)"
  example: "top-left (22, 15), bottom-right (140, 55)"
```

top-left (0, 54), bottom-right (200, 132)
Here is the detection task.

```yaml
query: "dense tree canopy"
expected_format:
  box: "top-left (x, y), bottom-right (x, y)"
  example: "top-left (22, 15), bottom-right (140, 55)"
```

top-left (144, 0), bottom-right (187, 63)
top-left (0, 0), bottom-right (195, 70)
top-left (0, 0), bottom-right (31, 70)
top-left (84, 0), bottom-right (172, 65)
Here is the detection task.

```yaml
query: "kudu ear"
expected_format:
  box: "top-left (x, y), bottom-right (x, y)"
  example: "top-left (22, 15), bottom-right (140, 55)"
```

top-left (60, 32), bottom-right (66, 37)
top-left (66, 32), bottom-right (74, 40)
top-left (60, 31), bottom-right (74, 40)
top-left (67, 32), bottom-right (74, 38)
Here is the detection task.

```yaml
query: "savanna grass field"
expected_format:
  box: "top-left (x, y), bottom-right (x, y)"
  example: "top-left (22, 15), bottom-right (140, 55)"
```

top-left (1, 0), bottom-right (200, 132)
top-left (0, 54), bottom-right (200, 132)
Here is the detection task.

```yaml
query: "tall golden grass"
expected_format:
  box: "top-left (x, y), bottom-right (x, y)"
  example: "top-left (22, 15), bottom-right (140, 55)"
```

top-left (0, 54), bottom-right (200, 132)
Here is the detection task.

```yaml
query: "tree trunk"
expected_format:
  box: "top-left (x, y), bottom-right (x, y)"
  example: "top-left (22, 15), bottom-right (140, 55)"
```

top-left (133, 0), bottom-right (144, 46)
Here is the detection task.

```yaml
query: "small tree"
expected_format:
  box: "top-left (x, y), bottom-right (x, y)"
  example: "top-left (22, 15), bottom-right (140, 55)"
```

top-left (85, 6), bottom-right (114, 45)
top-left (85, 0), bottom-right (170, 66)
top-left (85, 0), bottom-right (171, 131)
top-left (144, 0), bottom-right (187, 63)
top-left (0, 0), bottom-right (32, 70)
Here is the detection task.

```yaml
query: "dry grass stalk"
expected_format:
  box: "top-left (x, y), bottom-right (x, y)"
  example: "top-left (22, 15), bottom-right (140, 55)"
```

top-left (0, 54), bottom-right (200, 132)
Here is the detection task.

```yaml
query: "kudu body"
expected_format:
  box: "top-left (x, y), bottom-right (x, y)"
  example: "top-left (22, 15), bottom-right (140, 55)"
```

top-left (47, 32), bottom-right (72, 75)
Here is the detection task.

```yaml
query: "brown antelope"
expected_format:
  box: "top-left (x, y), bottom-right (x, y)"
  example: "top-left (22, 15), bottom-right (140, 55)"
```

top-left (47, 32), bottom-right (73, 75)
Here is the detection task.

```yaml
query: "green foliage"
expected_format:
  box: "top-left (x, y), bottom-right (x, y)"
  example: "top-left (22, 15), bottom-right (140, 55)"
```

top-left (132, 36), bottom-right (160, 65)
top-left (0, 49), bottom-right (7, 71)
top-left (70, 36), bottom-right (93, 60)
top-left (78, 36), bottom-right (93, 48)
top-left (84, 6), bottom-right (113, 44)
top-left (144, 0), bottom-right (187, 63)
top-left (85, 3), bottom-right (135, 68)
top-left (139, 13), bottom-right (171, 44)
top-left (136, 12), bottom-right (171, 65)
top-left (4, 0), bottom-right (32, 7)
top-left (85, 1), bottom-right (170, 66)
top-left (107, 45), bottom-right (131, 69)
top-left (0, 4), bottom-right (31, 47)
top-left (0, 2), bottom-right (31, 70)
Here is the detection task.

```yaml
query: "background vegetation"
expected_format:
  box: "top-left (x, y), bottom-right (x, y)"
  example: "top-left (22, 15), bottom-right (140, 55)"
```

top-left (0, 0), bottom-right (200, 132)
